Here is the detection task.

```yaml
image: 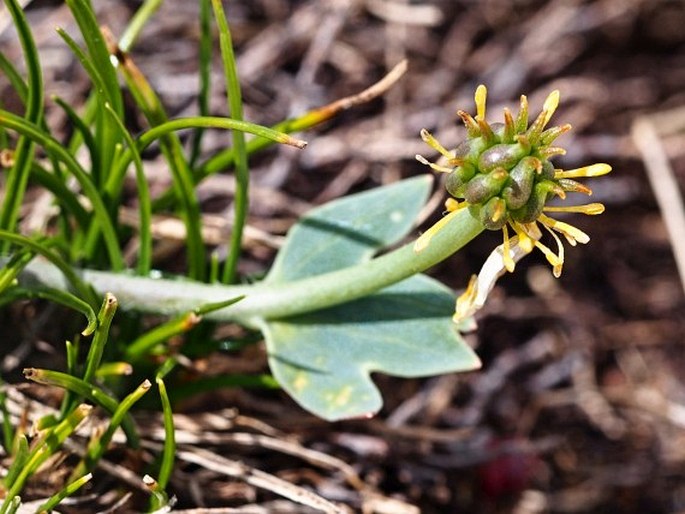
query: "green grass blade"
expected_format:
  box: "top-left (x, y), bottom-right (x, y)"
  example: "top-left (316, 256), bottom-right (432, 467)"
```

top-left (52, 94), bottom-right (100, 181)
top-left (0, 0), bottom-right (43, 242)
top-left (125, 312), bottom-right (201, 360)
top-left (0, 248), bottom-right (33, 294)
top-left (211, 0), bottom-right (248, 284)
top-left (103, 103), bottom-right (152, 275)
top-left (1, 496), bottom-right (20, 514)
top-left (0, 109), bottom-right (125, 270)
top-left (37, 472), bottom-right (92, 514)
top-left (151, 108), bottom-right (314, 211)
top-left (113, 47), bottom-right (205, 281)
top-left (23, 369), bottom-right (139, 447)
top-left (63, 0), bottom-right (122, 188)
top-left (169, 373), bottom-right (279, 403)
top-left (0, 51), bottom-right (28, 104)
top-left (3, 286), bottom-right (98, 336)
top-left (0, 230), bottom-right (97, 305)
top-left (118, 0), bottom-right (163, 52)
top-left (1, 405), bottom-right (91, 510)
top-left (65, 93), bottom-right (97, 157)
top-left (108, 116), bottom-right (305, 212)
top-left (190, 0), bottom-right (212, 167)
top-left (71, 379), bottom-right (150, 480)
top-left (82, 293), bottom-right (117, 384)
top-left (94, 361), bottom-right (132, 378)
top-left (2, 434), bottom-right (27, 487)
top-left (55, 25), bottom-right (114, 188)
top-left (125, 295), bottom-right (243, 359)
top-left (151, 376), bottom-right (175, 509)
top-left (29, 160), bottom-right (90, 228)
top-left (0, 380), bottom-right (14, 453)
top-left (63, 0), bottom-right (122, 116)
top-left (138, 117), bottom-right (306, 151)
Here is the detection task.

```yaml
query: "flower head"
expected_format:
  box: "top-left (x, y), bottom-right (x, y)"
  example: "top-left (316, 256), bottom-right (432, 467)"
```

top-left (415, 85), bottom-right (611, 278)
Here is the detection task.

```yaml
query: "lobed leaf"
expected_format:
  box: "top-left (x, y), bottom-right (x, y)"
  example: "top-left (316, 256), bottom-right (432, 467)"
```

top-left (266, 175), bottom-right (432, 282)
top-left (261, 275), bottom-right (480, 421)
top-left (259, 177), bottom-right (480, 420)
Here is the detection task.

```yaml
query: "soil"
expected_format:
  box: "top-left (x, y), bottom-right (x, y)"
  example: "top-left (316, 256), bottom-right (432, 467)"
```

top-left (1, 0), bottom-right (685, 513)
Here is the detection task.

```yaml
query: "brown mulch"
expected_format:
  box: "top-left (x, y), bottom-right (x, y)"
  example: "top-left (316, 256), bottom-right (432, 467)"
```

top-left (2, 0), bottom-right (685, 512)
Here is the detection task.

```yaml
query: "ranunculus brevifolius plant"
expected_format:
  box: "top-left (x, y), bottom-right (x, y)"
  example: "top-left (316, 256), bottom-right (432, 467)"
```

top-left (12, 84), bottom-right (611, 423)
top-left (0, 0), bottom-right (613, 504)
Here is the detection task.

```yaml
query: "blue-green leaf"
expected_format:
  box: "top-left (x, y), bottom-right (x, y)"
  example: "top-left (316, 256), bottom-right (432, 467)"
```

top-left (265, 175), bottom-right (432, 282)
top-left (261, 275), bottom-right (480, 421)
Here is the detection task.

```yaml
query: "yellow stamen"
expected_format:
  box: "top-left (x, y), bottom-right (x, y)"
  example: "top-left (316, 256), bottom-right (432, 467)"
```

top-left (511, 222), bottom-right (535, 253)
top-left (540, 223), bottom-right (565, 278)
top-left (419, 129), bottom-right (455, 161)
top-left (542, 90), bottom-right (560, 126)
top-left (538, 213), bottom-right (590, 245)
top-left (444, 197), bottom-right (463, 212)
top-left (416, 154), bottom-right (453, 173)
top-left (475, 84), bottom-right (487, 121)
top-left (533, 237), bottom-right (563, 274)
top-left (414, 209), bottom-right (462, 253)
top-left (555, 163), bottom-right (612, 179)
top-left (502, 224), bottom-right (515, 273)
top-left (544, 203), bottom-right (605, 215)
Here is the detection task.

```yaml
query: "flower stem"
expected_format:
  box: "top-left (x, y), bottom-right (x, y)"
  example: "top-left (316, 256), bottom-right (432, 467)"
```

top-left (15, 209), bottom-right (484, 328)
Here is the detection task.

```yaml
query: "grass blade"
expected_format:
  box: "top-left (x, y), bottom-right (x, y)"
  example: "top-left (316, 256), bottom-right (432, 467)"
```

top-left (0, 247), bottom-right (33, 294)
top-left (0, 380), bottom-right (14, 453)
top-left (104, 103), bottom-right (152, 275)
top-left (71, 379), bottom-right (150, 480)
top-left (23, 368), bottom-right (139, 447)
top-left (190, 0), bottom-right (212, 167)
top-left (199, 60), bottom-right (407, 178)
top-left (150, 376), bottom-right (175, 511)
top-left (51, 94), bottom-right (100, 185)
top-left (64, 0), bottom-right (123, 187)
top-left (82, 293), bottom-right (117, 385)
top-left (0, 109), bottom-right (125, 270)
top-left (0, 230), bottom-right (96, 306)
top-left (109, 40), bottom-right (206, 281)
top-left (0, 51), bottom-right (27, 104)
top-left (118, 0), bottom-right (163, 52)
top-left (2, 286), bottom-right (98, 336)
top-left (125, 295), bottom-right (244, 359)
top-left (111, 116), bottom-right (306, 212)
top-left (0, 0), bottom-right (43, 243)
top-left (63, 0), bottom-right (122, 115)
top-left (2, 434), bottom-right (28, 488)
top-left (0, 405), bottom-right (92, 511)
top-left (211, 0), bottom-right (249, 284)
top-left (37, 472), bottom-right (92, 514)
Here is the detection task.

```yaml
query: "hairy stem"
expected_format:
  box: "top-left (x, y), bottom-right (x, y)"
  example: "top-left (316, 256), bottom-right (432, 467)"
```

top-left (15, 209), bottom-right (483, 328)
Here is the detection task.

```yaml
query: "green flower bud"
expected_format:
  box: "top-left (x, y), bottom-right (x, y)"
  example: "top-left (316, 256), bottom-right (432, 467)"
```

top-left (476, 196), bottom-right (508, 230)
top-left (453, 137), bottom-right (488, 164)
top-left (511, 181), bottom-right (556, 223)
top-left (540, 159), bottom-right (555, 179)
top-left (477, 140), bottom-right (531, 173)
top-left (463, 168), bottom-right (508, 204)
top-left (445, 163), bottom-right (476, 197)
top-left (501, 156), bottom-right (540, 210)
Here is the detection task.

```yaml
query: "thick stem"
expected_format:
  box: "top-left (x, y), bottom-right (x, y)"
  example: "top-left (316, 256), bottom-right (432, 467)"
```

top-left (16, 209), bottom-right (484, 328)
